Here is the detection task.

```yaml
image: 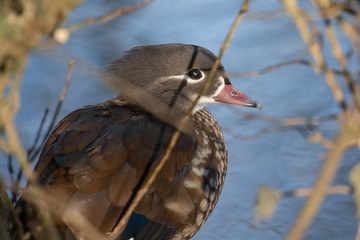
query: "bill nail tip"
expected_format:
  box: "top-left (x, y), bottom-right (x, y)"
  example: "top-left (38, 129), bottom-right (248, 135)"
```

top-left (256, 102), bottom-right (262, 110)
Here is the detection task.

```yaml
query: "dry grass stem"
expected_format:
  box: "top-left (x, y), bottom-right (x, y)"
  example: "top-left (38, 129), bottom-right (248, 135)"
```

top-left (279, 3), bottom-right (360, 237)
top-left (314, 0), bottom-right (360, 111)
top-left (4, 61), bottom-right (77, 240)
top-left (283, 0), bottom-right (347, 110)
top-left (2, 0), bottom-right (359, 239)
top-left (337, 17), bottom-right (360, 60)
top-left (286, 112), bottom-right (360, 240)
top-left (0, 64), bottom-right (35, 183)
top-left (356, 220), bottom-right (360, 240)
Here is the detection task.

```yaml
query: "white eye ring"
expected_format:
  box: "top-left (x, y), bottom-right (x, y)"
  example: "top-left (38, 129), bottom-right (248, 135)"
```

top-left (156, 70), bottom-right (205, 84)
top-left (187, 69), bottom-right (203, 80)
top-left (186, 69), bottom-right (205, 83)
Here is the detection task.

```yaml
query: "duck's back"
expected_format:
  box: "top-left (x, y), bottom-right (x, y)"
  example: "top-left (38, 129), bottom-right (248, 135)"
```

top-left (18, 98), bottom-right (227, 240)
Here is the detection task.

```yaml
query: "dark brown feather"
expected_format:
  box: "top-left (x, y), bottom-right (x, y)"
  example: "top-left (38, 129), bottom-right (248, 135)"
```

top-left (27, 97), bottom-right (202, 232)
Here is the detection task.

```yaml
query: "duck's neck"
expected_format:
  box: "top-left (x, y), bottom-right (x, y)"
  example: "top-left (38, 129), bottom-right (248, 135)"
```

top-left (112, 95), bottom-right (198, 134)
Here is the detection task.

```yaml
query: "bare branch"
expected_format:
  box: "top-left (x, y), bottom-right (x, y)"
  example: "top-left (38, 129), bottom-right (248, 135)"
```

top-left (39, 61), bottom-right (73, 156)
top-left (286, 112), bottom-right (360, 240)
top-left (228, 59), bottom-right (346, 78)
top-left (28, 108), bottom-right (49, 161)
top-left (281, 185), bottom-right (352, 198)
top-left (314, 1), bottom-right (360, 111)
top-left (39, 0), bottom-right (155, 48)
top-left (283, 0), bottom-right (347, 111)
top-left (68, 0), bottom-right (155, 32)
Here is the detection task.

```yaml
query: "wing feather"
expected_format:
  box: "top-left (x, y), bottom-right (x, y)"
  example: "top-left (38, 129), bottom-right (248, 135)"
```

top-left (30, 99), bottom-right (198, 239)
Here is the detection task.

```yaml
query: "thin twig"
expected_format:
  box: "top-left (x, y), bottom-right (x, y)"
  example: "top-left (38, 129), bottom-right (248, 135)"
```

top-left (247, 9), bottom-right (287, 21)
top-left (223, 104), bottom-right (338, 144)
top-left (223, 125), bottom-right (294, 141)
top-left (227, 104), bottom-right (338, 125)
top-left (7, 155), bottom-right (15, 185)
top-left (0, 180), bottom-right (22, 240)
top-left (39, 0), bottom-right (155, 48)
top-left (9, 61), bottom-right (75, 240)
top-left (10, 109), bottom-right (49, 204)
top-left (0, 58), bottom-right (35, 239)
top-left (283, 0), bottom-right (347, 111)
top-left (281, 185), bottom-right (352, 198)
top-left (228, 59), bottom-right (346, 78)
top-left (28, 108), bottom-right (49, 161)
top-left (336, 16), bottom-right (360, 65)
top-left (12, 61), bottom-right (74, 200)
top-left (286, 112), bottom-right (360, 240)
top-left (7, 154), bottom-right (20, 204)
top-left (300, 8), bottom-right (324, 49)
top-left (0, 61), bottom-right (35, 183)
top-left (39, 61), bottom-right (73, 154)
top-left (108, 0), bottom-right (251, 238)
top-left (248, 3), bottom-right (347, 21)
top-left (68, 0), bottom-right (154, 32)
top-left (315, 1), bottom-right (360, 111)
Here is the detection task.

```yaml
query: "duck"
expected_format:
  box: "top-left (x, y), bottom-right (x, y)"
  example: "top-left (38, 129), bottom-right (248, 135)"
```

top-left (13, 43), bottom-right (260, 240)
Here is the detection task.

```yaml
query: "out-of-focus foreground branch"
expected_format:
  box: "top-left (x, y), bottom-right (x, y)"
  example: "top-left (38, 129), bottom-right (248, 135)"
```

top-left (0, 0), bottom-right (83, 184)
top-left (0, 1), bottom-right (83, 239)
top-left (245, 1), bottom-right (360, 240)
top-left (0, 1), bottom-right (155, 239)
top-left (283, 0), bottom-right (360, 239)
top-left (0, 3), bottom-right (84, 238)
top-left (1, 0), bottom-right (359, 239)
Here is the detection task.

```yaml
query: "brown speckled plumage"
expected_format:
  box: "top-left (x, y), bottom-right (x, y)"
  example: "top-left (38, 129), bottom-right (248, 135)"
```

top-left (11, 44), bottom-right (259, 240)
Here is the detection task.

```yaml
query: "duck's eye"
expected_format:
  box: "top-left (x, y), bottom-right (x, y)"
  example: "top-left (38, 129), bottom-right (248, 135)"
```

top-left (187, 69), bottom-right (203, 80)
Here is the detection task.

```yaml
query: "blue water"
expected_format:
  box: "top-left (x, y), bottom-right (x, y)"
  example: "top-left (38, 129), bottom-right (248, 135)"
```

top-left (5, 0), bottom-right (358, 239)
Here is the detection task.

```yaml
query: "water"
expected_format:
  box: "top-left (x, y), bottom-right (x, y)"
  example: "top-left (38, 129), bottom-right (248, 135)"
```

top-left (5, 0), bottom-right (358, 239)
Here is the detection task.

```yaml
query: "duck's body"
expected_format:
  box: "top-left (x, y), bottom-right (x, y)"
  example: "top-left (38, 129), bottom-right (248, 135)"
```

top-left (12, 44), bottom-right (260, 240)
top-left (32, 98), bottom-right (226, 239)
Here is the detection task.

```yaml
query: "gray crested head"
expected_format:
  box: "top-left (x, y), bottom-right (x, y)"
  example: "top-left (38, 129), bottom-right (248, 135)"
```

top-left (104, 43), bottom-right (260, 129)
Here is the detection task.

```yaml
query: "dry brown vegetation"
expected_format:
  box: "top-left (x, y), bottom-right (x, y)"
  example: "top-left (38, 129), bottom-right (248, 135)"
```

top-left (0, 0), bottom-right (359, 239)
